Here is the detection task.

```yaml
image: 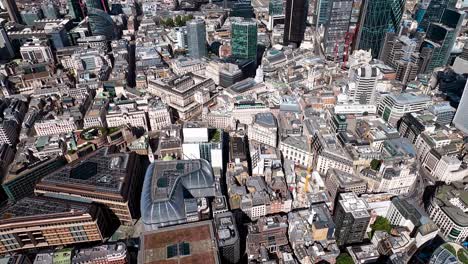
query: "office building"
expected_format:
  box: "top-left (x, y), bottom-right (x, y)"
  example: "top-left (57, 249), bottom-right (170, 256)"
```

top-left (315, 0), bottom-right (330, 27)
top-left (67, 0), bottom-right (85, 20)
top-left (214, 212), bottom-right (241, 264)
top-left (0, 196), bottom-right (107, 254)
top-left (333, 192), bottom-right (370, 246)
top-left (269, 0), bottom-right (283, 16)
top-left (347, 245), bottom-right (380, 264)
top-left (380, 32), bottom-right (421, 84)
top-left (20, 39), bottom-right (54, 64)
top-left (72, 242), bottom-right (129, 264)
top-left (419, 0), bottom-right (457, 31)
top-left (346, 65), bottom-right (381, 104)
top-left (105, 103), bottom-right (148, 131)
top-left (148, 100), bottom-right (171, 131)
top-left (20, 8), bottom-right (44, 26)
top-left (231, 19), bottom-right (257, 61)
top-left (140, 221), bottom-right (220, 264)
top-left (86, 0), bottom-right (109, 11)
top-left (386, 197), bottom-right (439, 247)
top-left (1, 0), bottom-right (21, 23)
top-left (140, 159), bottom-right (216, 230)
top-left (35, 147), bottom-right (146, 225)
top-left (147, 73), bottom-right (214, 120)
top-left (2, 157), bottom-right (67, 202)
top-left (87, 8), bottom-right (115, 40)
top-left (187, 19), bottom-right (207, 59)
top-left (246, 215), bottom-right (288, 261)
top-left (377, 93), bottom-right (432, 126)
top-left (453, 80), bottom-right (468, 134)
top-left (232, 0), bottom-right (254, 18)
top-left (182, 124), bottom-right (223, 168)
top-left (268, 0), bottom-right (285, 31)
top-left (426, 183), bottom-right (468, 243)
top-left (41, 1), bottom-right (60, 19)
top-left (428, 102), bottom-right (456, 125)
top-left (356, 0), bottom-right (405, 58)
top-left (325, 168), bottom-right (367, 206)
top-left (247, 113), bottom-right (278, 147)
top-left (0, 23), bottom-right (14, 60)
top-left (283, 0), bottom-right (308, 46)
top-left (323, 0), bottom-right (354, 61)
top-left (397, 112), bottom-right (436, 144)
top-left (421, 9), bottom-right (465, 74)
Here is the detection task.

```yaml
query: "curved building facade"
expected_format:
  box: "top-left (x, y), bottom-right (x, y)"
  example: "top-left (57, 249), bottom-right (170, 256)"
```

top-left (88, 8), bottom-right (115, 40)
top-left (141, 159), bottom-right (216, 230)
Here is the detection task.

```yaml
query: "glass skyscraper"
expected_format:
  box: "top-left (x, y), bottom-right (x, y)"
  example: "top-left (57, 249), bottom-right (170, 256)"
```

top-left (420, 8), bottom-right (465, 73)
top-left (41, 2), bottom-right (60, 19)
top-left (269, 0), bottom-right (283, 16)
top-left (187, 19), bottom-right (207, 59)
top-left (67, 0), bottom-right (84, 20)
top-left (356, 0), bottom-right (404, 58)
top-left (419, 0), bottom-right (457, 31)
top-left (86, 0), bottom-right (109, 12)
top-left (316, 0), bottom-right (330, 27)
top-left (88, 8), bottom-right (115, 39)
top-left (231, 19), bottom-right (257, 61)
top-left (323, 0), bottom-right (354, 61)
top-left (283, 0), bottom-right (308, 46)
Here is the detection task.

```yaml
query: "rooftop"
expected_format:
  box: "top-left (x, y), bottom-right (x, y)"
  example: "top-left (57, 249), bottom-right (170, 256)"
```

top-left (339, 192), bottom-right (370, 219)
top-left (0, 196), bottom-right (95, 225)
top-left (141, 159), bottom-right (216, 229)
top-left (140, 221), bottom-right (220, 264)
top-left (36, 148), bottom-right (133, 196)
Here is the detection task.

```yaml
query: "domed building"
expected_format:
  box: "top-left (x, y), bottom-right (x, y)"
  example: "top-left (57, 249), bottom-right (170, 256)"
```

top-left (141, 159), bottom-right (216, 230)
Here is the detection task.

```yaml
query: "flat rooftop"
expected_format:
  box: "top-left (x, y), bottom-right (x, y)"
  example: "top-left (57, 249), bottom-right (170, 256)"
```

top-left (36, 147), bottom-right (133, 195)
top-left (140, 221), bottom-right (220, 264)
top-left (0, 196), bottom-right (94, 225)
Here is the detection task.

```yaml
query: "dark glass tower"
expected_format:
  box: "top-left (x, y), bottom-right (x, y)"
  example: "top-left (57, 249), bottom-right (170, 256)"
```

top-left (67, 0), bottom-right (85, 20)
top-left (419, 0), bottom-right (457, 31)
top-left (2, 0), bottom-right (21, 23)
top-left (283, 0), bottom-right (308, 46)
top-left (232, 0), bottom-right (254, 18)
top-left (88, 8), bottom-right (115, 39)
top-left (85, 0), bottom-right (109, 12)
top-left (323, 0), bottom-right (354, 61)
top-left (231, 19), bottom-right (257, 61)
top-left (356, 0), bottom-right (404, 58)
top-left (420, 8), bottom-right (465, 73)
top-left (187, 19), bottom-right (207, 59)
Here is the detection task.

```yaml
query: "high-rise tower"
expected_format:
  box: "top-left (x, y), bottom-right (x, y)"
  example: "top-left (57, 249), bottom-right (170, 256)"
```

top-left (420, 8), bottom-right (465, 73)
top-left (231, 18), bottom-right (257, 61)
top-left (419, 0), bottom-right (457, 31)
top-left (333, 192), bottom-right (370, 246)
top-left (283, 0), bottom-right (308, 46)
top-left (67, 0), bottom-right (85, 20)
top-left (452, 80), bottom-right (468, 134)
top-left (1, 0), bottom-right (21, 24)
top-left (187, 19), bottom-right (208, 59)
top-left (323, 0), bottom-right (354, 61)
top-left (355, 0), bottom-right (405, 58)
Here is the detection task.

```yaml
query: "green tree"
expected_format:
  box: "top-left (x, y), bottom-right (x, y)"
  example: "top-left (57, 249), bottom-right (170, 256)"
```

top-left (165, 17), bottom-right (174, 27)
top-left (370, 216), bottom-right (392, 237)
top-left (370, 159), bottom-right (382, 171)
top-left (175, 15), bottom-right (183, 27)
top-left (337, 253), bottom-right (354, 264)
